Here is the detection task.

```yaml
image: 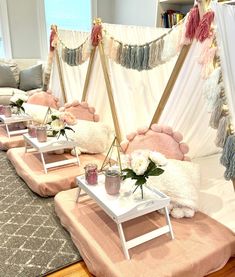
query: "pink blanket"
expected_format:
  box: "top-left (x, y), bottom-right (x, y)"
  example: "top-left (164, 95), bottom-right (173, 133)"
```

top-left (0, 127), bottom-right (25, 150)
top-left (55, 188), bottom-right (235, 277)
top-left (7, 147), bottom-right (105, 197)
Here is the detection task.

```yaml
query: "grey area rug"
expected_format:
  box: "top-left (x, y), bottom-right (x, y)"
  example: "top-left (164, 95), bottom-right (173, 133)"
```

top-left (0, 151), bottom-right (82, 277)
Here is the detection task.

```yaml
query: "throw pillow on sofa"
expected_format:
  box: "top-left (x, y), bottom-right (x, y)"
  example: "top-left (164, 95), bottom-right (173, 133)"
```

top-left (0, 59), bottom-right (20, 85)
top-left (0, 65), bottom-right (18, 88)
top-left (19, 64), bottom-right (42, 91)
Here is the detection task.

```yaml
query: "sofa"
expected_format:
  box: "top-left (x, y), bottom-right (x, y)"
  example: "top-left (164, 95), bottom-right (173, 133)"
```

top-left (0, 59), bottom-right (45, 105)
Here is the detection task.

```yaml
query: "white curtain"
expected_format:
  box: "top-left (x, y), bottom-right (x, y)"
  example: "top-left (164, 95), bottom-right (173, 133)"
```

top-left (211, 2), bottom-right (235, 127)
top-left (50, 29), bottom-right (90, 104)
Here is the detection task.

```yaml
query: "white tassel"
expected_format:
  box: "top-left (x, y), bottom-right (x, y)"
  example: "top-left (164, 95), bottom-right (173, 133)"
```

top-left (161, 26), bottom-right (181, 62)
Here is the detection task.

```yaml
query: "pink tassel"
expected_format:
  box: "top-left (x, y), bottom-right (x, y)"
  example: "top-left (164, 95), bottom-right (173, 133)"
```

top-left (185, 5), bottom-right (200, 41)
top-left (195, 11), bottom-right (215, 42)
top-left (198, 33), bottom-right (215, 64)
top-left (91, 24), bottom-right (102, 46)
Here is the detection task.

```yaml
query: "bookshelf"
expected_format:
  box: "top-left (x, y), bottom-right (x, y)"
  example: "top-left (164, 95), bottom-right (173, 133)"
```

top-left (156, 0), bottom-right (194, 28)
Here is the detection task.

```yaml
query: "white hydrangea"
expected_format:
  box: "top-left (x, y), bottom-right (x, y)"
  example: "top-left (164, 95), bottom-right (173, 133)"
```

top-left (131, 154), bottom-right (150, 175)
top-left (10, 94), bottom-right (28, 103)
top-left (51, 119), bottom-right (65, 131)
top-left (121, 154), bottom-right (131, 170)
top-left (149, 151), bottom-right (167, 166)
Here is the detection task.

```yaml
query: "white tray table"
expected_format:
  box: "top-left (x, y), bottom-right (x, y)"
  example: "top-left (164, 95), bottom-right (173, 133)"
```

top-left (76, 174), bottom-right (174, 259)
top-left (23, 134), bottom-right (80, 174)
top-left (0, 114), bottom-right (32, 138)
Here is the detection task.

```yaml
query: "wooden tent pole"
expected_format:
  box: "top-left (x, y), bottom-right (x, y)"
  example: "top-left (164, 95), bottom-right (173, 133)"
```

top-left (150, 44), bottom-right (191, 126)
top-left (55, 49), bottom-right (67, 104)
top-left (81, 48), bottom-right (96, 102)
top-left (98, 42), bottom-right (122, 143)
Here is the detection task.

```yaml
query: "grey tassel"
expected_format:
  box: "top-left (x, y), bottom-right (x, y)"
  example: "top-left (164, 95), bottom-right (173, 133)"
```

top-left (75, 48), bottom-right (79, 65)
top-left (124, 46), bottom-right (132, 69)
top-left (142, 44), bottom-right (150, 70)
top-left (116, 43), bottom-right (122, 64)
top-left (209, 98), bottom-right (224, 129)
top-left (137, 46), bottom-right (144, 71)
top-left (148, 42), bottom-right (157, 69)
top-left (120, 45), bottom-right (127, 67)
top-left (148, 39), bottom-right (164, 69)
top-left (215, 116), bottom-right (229, 148)
top-left (220, 135), bottom-right (235, 180)
top-left (130, 46), bottom-right (137, 69)
top-left (63, 47), bottom-right (68, 63)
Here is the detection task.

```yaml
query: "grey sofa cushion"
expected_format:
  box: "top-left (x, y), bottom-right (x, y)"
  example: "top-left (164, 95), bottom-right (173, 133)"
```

top-left (0, 65), bottom-right (18, 88)
top-left (19, 64), bottom-right (42, 91)
top-left (0, 59), bottom-right (20, 85)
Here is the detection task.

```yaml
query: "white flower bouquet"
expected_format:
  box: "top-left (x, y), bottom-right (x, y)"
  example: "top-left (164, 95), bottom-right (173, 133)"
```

top-left (10, 94), bottom-right (28, 114)
top-left (122, 150), bottom-right (167, 199)
top-left (47, 111), bottom-right (77, 139)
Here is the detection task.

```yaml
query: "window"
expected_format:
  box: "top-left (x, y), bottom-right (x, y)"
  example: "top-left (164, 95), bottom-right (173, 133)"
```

top-left (0, 22), bottom-right (4, 58)
top-left (0, 0), bottom-right (12, 58)
top-left (44, 0), bottom-right (92, 38)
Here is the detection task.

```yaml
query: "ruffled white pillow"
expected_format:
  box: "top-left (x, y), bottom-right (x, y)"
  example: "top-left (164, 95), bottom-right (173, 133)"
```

top-left (23, 103), bottom-right (57, 123)
top-left (68, 120), bottom-right (114, 154)
top-left (147, 159), bottom-right (200, 218)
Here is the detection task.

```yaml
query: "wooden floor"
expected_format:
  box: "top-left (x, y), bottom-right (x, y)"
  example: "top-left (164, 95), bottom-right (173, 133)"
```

top-left (47, 258), bottom-right (235, 277)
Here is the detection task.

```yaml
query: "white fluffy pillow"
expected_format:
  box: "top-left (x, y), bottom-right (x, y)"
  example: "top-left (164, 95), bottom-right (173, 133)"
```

top-left (23, 103), bottom-right (57, 123)
top-left (68, 120), bottom-right (114, 154)
top-left (147, 159), bottom-right (200, 218)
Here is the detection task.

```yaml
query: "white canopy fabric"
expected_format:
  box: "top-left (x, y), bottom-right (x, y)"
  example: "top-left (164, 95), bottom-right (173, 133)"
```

top-left (211, 2), bottom-right (235, 127)
top-left (50, 5), bottom-right (235, 159)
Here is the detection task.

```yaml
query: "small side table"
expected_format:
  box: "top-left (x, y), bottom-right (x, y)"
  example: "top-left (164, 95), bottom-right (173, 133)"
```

top-left (76, 174), bottom-right (174, 259)
top-left (0, 114), bottom-right (32, 138)
top-left (23, 134), bottom-right (80, 174)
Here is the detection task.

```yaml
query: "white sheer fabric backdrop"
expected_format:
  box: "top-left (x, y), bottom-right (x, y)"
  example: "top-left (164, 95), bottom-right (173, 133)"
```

top-left (211, 2), bottom-right (235, 126)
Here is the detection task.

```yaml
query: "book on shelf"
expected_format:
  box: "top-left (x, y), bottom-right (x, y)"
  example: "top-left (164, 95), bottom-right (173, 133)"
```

top-left (161, 10), bottom-right (184, 28)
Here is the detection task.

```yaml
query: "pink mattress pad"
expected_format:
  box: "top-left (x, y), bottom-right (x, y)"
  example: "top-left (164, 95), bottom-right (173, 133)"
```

top-left (55, 188), bottom-right (235, 277)
top-left (0, 127), bottom-right (25, 150)
top-left (7, 147), bottom-right (105, 197)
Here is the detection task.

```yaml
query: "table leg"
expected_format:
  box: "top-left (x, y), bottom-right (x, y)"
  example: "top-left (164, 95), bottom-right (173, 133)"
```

top-left (76, 187), bottom-right (82, 203)
top-left (73, 147), bottom-right (80, 165)
top-left (117, 223), bottom-right (130, 260)
top-left (5, 124), bottom-right (10, 138)
top-left (164, 206), bottom-right (174, 239)
top-left (40, 151), bottom-right (47, 174)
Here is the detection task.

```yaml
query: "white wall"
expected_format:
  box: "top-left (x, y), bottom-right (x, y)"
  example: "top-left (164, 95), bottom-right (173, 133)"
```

top-left (7, 0), bottom-right (41, 58)
top-left (113, 0), bottom-right (157, 27)
top-left (97, 0), bottom-right (114, 23)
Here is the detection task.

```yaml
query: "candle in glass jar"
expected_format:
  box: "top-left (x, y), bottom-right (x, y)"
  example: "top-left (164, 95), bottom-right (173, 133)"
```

top-left (36, 126), bottom-right (47, 142)
top-left (84, 163), bottom-right (98, 185)
top-left (28, 124), bottom-right (37, 138)
top-left (0, 105), bottom-right (4, 114)
top-left (105, 169), bottom-right (121, 195)
top-left (4, 106), bottom-right (12, 117)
